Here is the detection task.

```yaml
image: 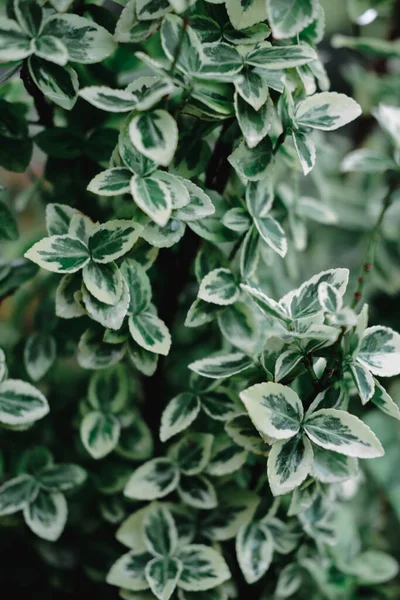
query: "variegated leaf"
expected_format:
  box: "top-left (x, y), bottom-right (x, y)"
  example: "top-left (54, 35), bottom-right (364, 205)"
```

top-left (129, 110), bottom-right (178, 167)
top-left (177, 544), bottom-right (230, 592)
top-left (160, 393), bottom-right (201, 442)
top-left (25, 235), bottom-right (90, 273)
top-left (267, 435), bottom-right (313, 496)
top-left (124, 458), bottom-right (180, 500)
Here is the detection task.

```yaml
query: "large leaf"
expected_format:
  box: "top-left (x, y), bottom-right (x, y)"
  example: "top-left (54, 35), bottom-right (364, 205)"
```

top-left (129, 110), bottom-right (178, 167)
top-left (255, 215), bottom-right (287, 257)
top-left (25, 235), bottom-right (90, 274)
top-left (240, 382), bottom-right (303, 440)
top-left (80, 86), bottom-right (138, 112)
top-left (267, 435), bottom-right (313, 496)
top-left (0, 474), bottom-right (38, 516)
top-left (82, 279), bottom-right (130, 330)
top-left (121, 259), bottom-right (152, 316)
top-left (124, 458), bottom-right (180, 500)
top-left (143, 505), bottom-right (178, 557)
top-left (304, 408), bottom-right (384, 458)
top-left (41, 14), bottom-right (116, 63)
top-left (0, 379), bottom-right (49, 426)
top-left (295, 92), bottom-right (362, 131)
top-left (235, 93), bottom-right (273, 149)
top-left (0, 17), bottom-right (31, 61)
top-left (23, 489), bottom-right (68, 541)
top-left (177, 544), bottom-right (230, 591)
top-left (236, 522), bottom-right (274, 583)
top-left (225, 0), bottom-right (268, 30)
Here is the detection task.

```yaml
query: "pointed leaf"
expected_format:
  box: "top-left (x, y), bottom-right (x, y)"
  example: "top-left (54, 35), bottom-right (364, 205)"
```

top-left (268, 435), bottom-right (313, 496)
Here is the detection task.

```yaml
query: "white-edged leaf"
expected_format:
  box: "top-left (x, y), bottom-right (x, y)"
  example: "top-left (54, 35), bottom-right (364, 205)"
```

top-left (341, 148), bottom-right (396, 173)
top-left (130, 174), bottom-right (172, 227)
top-left (146, 557), bottom-right (182, 600)
top-left (228, 138), bottom-right (273, 181)
top-left (124, 458), bottom-right (180, 500)
top-left (80, 86), bottom-right (137, 112)
top-left (144, 505), bottom-right (178, 557)
top-left (225, 414), bottom-right (268, 455)
top-left (174, 433), bottom-right (214, 476)
top-left (82, 261), bottom-right (123, 306)
top-left (0, 379), bottom-right (49, 426)
top-left (358, 326), bottom-right (400, 377)
top-left (89, 220), bottom-right (141, 264)
top-left (87, 168), bottom-right (132, 196)
top-left (174, 179), bottom-right (215, 222)
top-left (23, 489), bottom-right (67, 541)
top-left (129, 110), bottom-right (178, 167)
top-left (235, 93), bottom-right (274, 148)
top-left (312, 445), bottom-right (359, 483)
top-left (80, 411), bottom-right (121, 459)
top-left (38, 464), bottom-right (87, 492)
top-left (246, 43), bottom-right (317, 69)
top-left (295, 92), bottom-right (362, 131)
top-left (24, 235), bottom-right (89, 273)
top-left (267, 0), bottom-right (318, 39)
top-left (236, 522), bottom-right (274, 583)
top-left (129, 311), bottom-right (171, 356)
top-left (350, 361), bottom-right (375, 404)
top-left (0, 475), bottom-right (38, 516)
top-left (292, 129), bottom-right (316, 175)
top-left (275, 351), bottom-right (303, 382)
top-left (56, 274), bottom-right (87, 319)
top-left (240, 283), bottom-right (290, 322)
top-left (189, 353), bottom-right (253, 379)
top-left (107, 550), bottom-right (152, 591)
top-left (267, 435), bottom-right (313, 496)
top-left (177, 544), bottom-right (230, 591)
top-left (82, 279), bottom-right (130, 330)
top-left (178, 475), bottom-right (218, 510)
top-left (304, 408), bottom-right (384, 458)
top-left (225, 0), bottom-right (268, 30)
top-left (160, 393), bottom-right (201, 442)
top-left (198, 268), bottom-right (239, 306)
top-left (255, 215), bottom-right (287, 257)
top-left (240, 382), bottom-right (303, 440)
top-left (24, 333), bottom-right (56, 381)
top-left (371, 379), bottom-right (400, 421)
top-left (0, 17), bottom-right (31, 61)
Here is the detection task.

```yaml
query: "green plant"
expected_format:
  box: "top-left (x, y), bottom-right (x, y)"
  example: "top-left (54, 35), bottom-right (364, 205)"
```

top-left (1, 0), bottom-right (400, 598)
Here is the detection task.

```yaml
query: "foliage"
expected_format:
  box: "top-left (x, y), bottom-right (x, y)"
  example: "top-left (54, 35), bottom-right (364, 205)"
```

top-left (1, 0), bottom-right (400, 598)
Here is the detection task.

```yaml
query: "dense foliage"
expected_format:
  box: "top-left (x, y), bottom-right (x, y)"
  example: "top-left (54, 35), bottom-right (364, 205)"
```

top-left (1, 0), bottom-right (400, 598)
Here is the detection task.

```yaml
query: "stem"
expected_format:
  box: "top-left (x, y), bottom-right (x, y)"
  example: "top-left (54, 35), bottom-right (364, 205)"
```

top-left (273, 130), bottom-right (287, 155)
top-left (20, 62), bottom-right (53, 128)
top-left (351, 184), bottom-right (395, 309)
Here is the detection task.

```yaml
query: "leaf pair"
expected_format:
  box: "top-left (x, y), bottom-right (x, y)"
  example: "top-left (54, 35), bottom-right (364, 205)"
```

top-left (0, 446), bottom-right (86, 541)
top-left (108, 504), bottom-right (230, 599)
top-left (240, 382), bottom-right (383, 495)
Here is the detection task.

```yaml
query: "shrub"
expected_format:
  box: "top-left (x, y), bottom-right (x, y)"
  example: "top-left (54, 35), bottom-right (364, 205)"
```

top-left (1, 0), bottom-right (400, 598)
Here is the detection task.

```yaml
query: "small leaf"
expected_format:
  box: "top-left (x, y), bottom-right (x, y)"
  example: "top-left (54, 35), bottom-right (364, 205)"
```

top-left (178, 475), bottom-right (217, 510)
top-left (23, 489), bottom-right (67, 541)
top-left (87, 168), bottom-right (132, 196)
top-left (174, 433), bottom-right (214, 476)
top-left (160, 393), bottom-right (201, 442)
top-left (146, 557), bottom-right (182, 600)
top-left (107, 550), bottom-right (152, 591)
top-left (129, 110), bottom-right (178, 167)
top-left (236, 522), bottom-right (274, 583)
top-left (89, 220), bottom-right (141, 264)
top-left (0, 475), bottom-right (38, 516)
top-left (80, 411), bottom-right (121, 459)
top-left (130, 174), bottom-right (172, 227)
top-left (82, 261), bottom-right (123, 306)
top-left (25, 235), bottom-right (89, 274)
top-left (267, 0), bottom-right (318, 39)
top-left (295, 92), bottom-right (362, 131)
top-left (0, 379), bottom-right (49, 426)
top-left (144, 505), bottom-right (178, 557)
top-left (358, 326), bottom-right (400, 377)
top-left (228, 138), bottom-right (273, 181)
top-left (124, 458), bottom-right (180, 500)
top-left (198, 268), bottom-right (239, 306)
top-left (189, 353), bottom-right (253, 379)
top-left (80, 86), bottom-right (137, 112)
top-left (129, 311), bottom-right (171, 356)
top-left (177, 544), bottom-right (230, 592)
top-left (24, 333), bottom-right (56, 382)
top-left (267, 435), bottom-right (313, 496)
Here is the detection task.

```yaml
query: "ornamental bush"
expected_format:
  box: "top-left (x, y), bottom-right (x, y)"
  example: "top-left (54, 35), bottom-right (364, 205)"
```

top-left (1, 0), bottom-right (400, 598)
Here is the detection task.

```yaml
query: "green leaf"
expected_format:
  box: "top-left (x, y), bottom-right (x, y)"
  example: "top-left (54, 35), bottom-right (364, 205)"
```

top-left (228, 138), bottom-right (273, 181)
top-left (90, 220), bottom-right (141, 264)
top-left (201, 388), bottom-right (239, 421)
top-left (119, 117), bottom-right (157, 176)
top-left (115, 2), bottom-right (159, 43)
top-left (144, 505), bottom-right (178, 557)
top-left (318, 281), bottom-right (342, 313)
top-left (235, 69), bottom-right (269, 110)
top-left (267, 0), bottom-right (318, 39)
top-left (246, 44), bottom-right (317, 69)
top-left (129, 110), bottom-right (178, 167)
top-left (28, 57), bottom-right (79, 110)
top-left (240, 382), bottom-right (303, 440)
top-left (82, 261), bottom-right (122, 306)
top-left (161, 14), bottom-right (203, 75)
top-left (25, 235), bottom-right (90, 274)
top-left (292, 129), bottom-right (316, 175)
top-left (0, 17), bottom-right (31, 61)
top-left (87, 168), bottom-right (132, 196)
top-left (189, 353), bottom-right (253, 379)
top-left (88, 364), bottom-right (129, 413)
top-left (129, 311), bottom-right (171, 356)
top-left (274, 563), bottom-right (303, 598)
top-left (350, 361), bottom-right (375, 404)
top-left (23, 489), bottom-right (67, 541)
top-left (178, 474), bottom-right (217, 510)
top-left (42, 14), bottom-right (116, 63)
top-left (80, 86), bottom-right (137, 112)
top-left (107, 550), bottom-right (152, 591)
top-left (177, 544), bottom-right (230, 592)
top-left (124, 458), bottom-right (180, 500)
top-left (130, 174), bottom-right (172, 227)
top-left (198, 268), bottom-right (239, 306)
top-left (0, 202), bottom-right (18, 241)
top-left (225, 0), bottom-right (268, 30)
top-left (24, 333), bottom-right (56, 382)
top-left (117, 416), bottom-right (154, 462)
top-left (240, 284), bottom-right (289, 322)
top-left (160, 393), bottom-right (201, 442)
top-left (56, 273), bottom-right (85, 318)
top-left (137, 0), bottom-right (171, 20)
top-left (46, 204), bottom-right (76, 236)
top-left (81, 411), bottom-right (121, 459)
top-left (78, 328), bottom-right (125, 370)
top-left (275, 350), bottom-right (304, 382)
top-left (127, 76), bottom-right (176, 112)
top-left (33, 35), bottom-right (69, 66)
top-left (312, 446), bottom-right (358, 483)
top-left (204, 487), bottom-right (259, 541)
top-left (174, 179), bottom-right (215, 222)
top-left (236, 522), bottom-right (274, 583)
top-left (358, 326), bottom-right (400, 377)
top-left (174, 433), bottom-right (214, 476)
top-left (268, 435), bottom-right (313, 496)
top-left (206, 437), bottom-right (247, 476)
top-left (304, 408), bottom-right (384, 458)
top-left (38, 464), bottom-right (86, 491)
top-left (0, 379), bottom-right (49, 426)
top-left (127, 341), bottom-right (158, 377)
top-left (0, 474), bottom-right (38, 516)
top-left (295, 92), bottom-right (362, 131)
top-left (146, 557), bottom-right (182, 600)
top-left (200, 42), bottom-right (243, 79)
top-left (235, 93), bottom-right (273, 148)
top-left (14, 0), bottom-right (43, 37)
top-left (223, 207), bottom-right (252, 233)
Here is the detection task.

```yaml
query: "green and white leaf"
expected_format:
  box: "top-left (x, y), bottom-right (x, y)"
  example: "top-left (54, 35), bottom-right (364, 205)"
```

top-left (160, 393), bottom-right (201, 442)
top-left (146, 557), bottom-right (182, 600)
top-left (255, 216), bottom-right (287, 257)
top-left (38, 464), bottom-right (87, 491)
top-left (80, 87), bottom-right (137, 113)
top-left (124, 458), bottom-right (180, 500)
top-left (0, 17), bottom-right (31, 61)
top-left (304, 408), bottom-right (384, 458)
top-left (178, 475), bottom-right (218, 510)
top-left (177, 544), bottom-right (230, 592)
top-left (174, 433), bottom-right (214, 476)
top-left (267, 435), bottom-right (313, 496)
top-left (371, 379), bottom-right (400, 421)
top-left (130, 174), bottom-right (172, 227)
top-left (292, 130), bottom-right (316, 175)
top-left (107, 550), bottom-right (152, 591)
top-left (129, 311), bottom-right (171, 356)
top-left (0, 475), bottom-right (38, 516)
top-left (143, 505), bottom-right (178, 557)
top-left (82, 261), bottom-right (123, 306)
top-left (189, 353), bottom-right (253, 379)
top-left (246, 44), bottom-right (317, 69)
top-left (129, 110), bottom-right (178, 167)
top-left (161, 14), bottom-right (203, 76)
top-left (228, 138), bottom-right (273, 181)
top-left (198, 268), bottom-right (239, 306)
top-left (87, 168), bottom-right (132, 196)
top-left (358, 326), bottom-right (400, 377)
top-left (312, 446), bottom-right (358, 483)
top-left (24, 333), bottom-right (56, 382)
top-left (349, 361), bottom-right (375, 404)
top-left (89, 220), bottom-right (141, 264)
top-left (23, 489), bottom-right (67, 541)
top-left (25, 235), bottom-right (89, 274)
top-left (295, 92), bottom-right (362, 131)
top-left (225, 0), bottom-right (268, 30)
top-left (82, 279), bottom-right (130, 330)
top-left (0, 379), bottom-right (49, 426)
top-left (267, 0), bottom-right (318, 39)
top-left (236, 522), bottom-right (274, 583)
top-left (235, 94), bottom-right (274, 148)
top-left (225, 414), bottom-right (268, 455)
top-left (80, 411), bottom-right (121, 459)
